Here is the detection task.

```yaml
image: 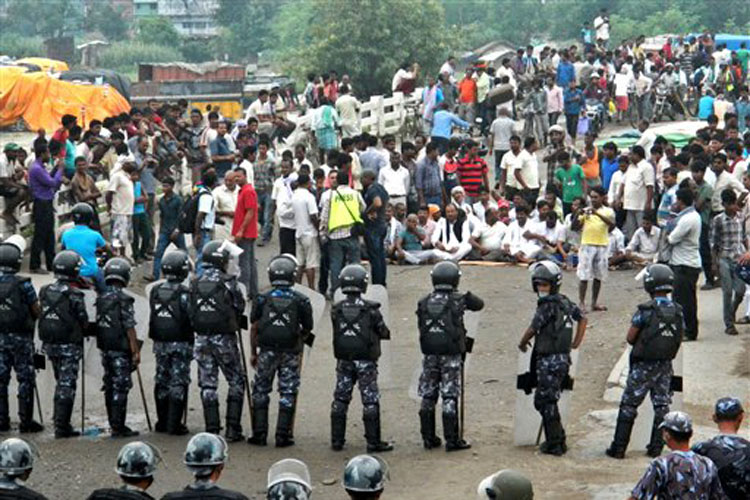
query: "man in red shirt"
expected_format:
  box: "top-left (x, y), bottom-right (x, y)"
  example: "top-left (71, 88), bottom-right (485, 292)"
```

top-left (51, 114), bottom-right (77, 158)
top-left (457, 140), bottom-right (490, 204)
top-left (457, 69), bottom-right (477, 123)
top-left (232, 166), bottom-right (259, 299)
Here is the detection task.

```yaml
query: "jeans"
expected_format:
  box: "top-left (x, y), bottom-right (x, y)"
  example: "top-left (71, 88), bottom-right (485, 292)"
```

top-left (719, 257), bottom-right (745, 328)
top-left (30, 199), bottom-right (55, 271)
top-left (238, 238), bottom-right (258, 299)
top-left (318, 240), bottom-right (330, 294)
top-left (152, 231), bottom-right (187, 279)
top-left (670, 264), bottom-right (700, 339)
top-left (131, 212), bottom-right (150, 260)
top-left (699, 223), bottom-right (714, 284)
top-left (194, 229), bottom-right (212, 276)
top-left (548, 112), bottom-right (561, 126)
top-left (364, 225), bottom-right (387, 286)
top-left (329, 236), bottom-right (361, 292)
top-left (565, 113), bottom-right (579, 139)
top-left (424, 194), bottom-right (442, 206)
top-left (257, 191), bottom-right (273, 242)
top-left (494, 150), bottom-right (508, 183)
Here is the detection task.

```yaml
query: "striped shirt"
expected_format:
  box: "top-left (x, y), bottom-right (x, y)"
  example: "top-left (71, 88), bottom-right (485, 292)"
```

top-left (253, 158), bottom-right (277, 193)
top-left (457, 155), bottom-right (488, 197)
top-left (711, 211), bottom-right (745, 260)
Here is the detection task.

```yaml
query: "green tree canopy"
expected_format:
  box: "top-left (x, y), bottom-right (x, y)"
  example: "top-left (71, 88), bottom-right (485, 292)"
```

top-left (86, 3), bottom-right (129, 41)
top-left (136, 16), bottom-right (180, 48)
top-left (214, 0), bottom-right (286, 61)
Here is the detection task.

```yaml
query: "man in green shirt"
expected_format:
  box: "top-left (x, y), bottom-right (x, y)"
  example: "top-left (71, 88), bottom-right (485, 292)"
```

top-left (554, 151), bottom-right (585, 215)
top-left (691, 161), bottom-right (716, 289)
top-left (737, 42), bottom-right (750, 76)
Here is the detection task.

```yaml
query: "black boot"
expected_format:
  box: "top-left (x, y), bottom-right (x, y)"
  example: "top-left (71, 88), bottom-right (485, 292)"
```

top-left (419, 409), bottom-right (442, 449)
top-left (110, 396), bottom-right (138, 438)
top-left (54, 398), bottom-right (80, 438)
top-left (104, 390), bottom-right (113, 427)
top-left (247, 405), bottom-right (268, 446)
top-left (443, 413), bottom-right (470, 451)
top-left (539, 417), bottom-right (566, 456)
top-left (275, 407), bottom-right (295, 448)
top-left (606, 417), bottom-right (635, 459)
top-left (224, 397), bottom-right (244, 442)
top-left (0, 392), bottom-right (9, 431)
top-left (364, 409), bottom-right (393, 453)
top-left (202, 399), bottom-right (221, 434)
top-left (331, 411), bottom-right (347, 451)
top-left (18, 396), bottom-right (43, 433)
top-left (167, 394), bottom-right (189, 436)
top-left (646, 414), bottom-right (665, 457)
top-left (154, 388), bottom-right (169, 433)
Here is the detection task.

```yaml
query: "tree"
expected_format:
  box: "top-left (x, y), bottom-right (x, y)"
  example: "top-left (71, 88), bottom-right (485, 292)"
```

top-left (214, 0), bottom-right (286, 61)
top-left (5, 0), bottom-right (82, 38)
top-left (86, 3), bottom-right (130, 41)
top-left (136, 16), bottom-right (180, 48)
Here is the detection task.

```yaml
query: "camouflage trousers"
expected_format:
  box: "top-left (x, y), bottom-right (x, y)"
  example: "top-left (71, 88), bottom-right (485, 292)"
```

top-left (534, 353), bottom-right (570, 421)
top-left (620, 360), bottom-right (673, 421)
top-left (153, 341), bottom-right (193, 401)
top-left (331, 360), bottom-right (380, 417)
top-left (251, 349), bottom-right (301, 411)
top-left (100, 350), bottom-right (133, 404)
top-left (194, 334), bottom-right (246, 403)
top-left (418, 354), bottom-right (462, 417)
top-left (43, 343), bottom-right (82, 403)
top-left (0, 334), bottom-right (36, 400)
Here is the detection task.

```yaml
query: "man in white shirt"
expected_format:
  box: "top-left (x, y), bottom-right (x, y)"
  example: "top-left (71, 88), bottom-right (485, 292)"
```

top-left (238, 145), bottom-right (256, 186)
top-left (244, 90), bottom-right (274, 135)
top-left (105, 162), bottom-right (135, 256)
top-left (625, 213), bottom-right (660, 264)
top-left (622, 146), bottom-right (655, 239)
top-left (514, 137), bottom-right (541, 206)
top-left (488, 108), bottom-right (516, 184)
top-left (291, 173), bottom-right (320, 288)
top-left (271, 158), bottom-right (299, 256)
top-left (499, 135), bottom-right (523, 198)
top-left (335, 85), bottom-right (361, 138)
top-left (501, 205), bottom-right (541, 263)
top-left (593, 8), bottom-right (610, 45)
top-left (212, 170), bottom-right (238, 241)
top-left (430, 203), bottom-right (472, 261)
top-left (392, 63), bottom-right (416, 92)
top-left (634, 120), bottom-right (657, 157)
top-left (710, 153), bottom-right (748, 213)
top-left (378, 152), bottom-right (410, 207)
top-left (194, 170), bottom-right (217, 275)
top-left (440, 56), bottom-right (456, 84)
top-left (468, 207), bottom-right (508, 261)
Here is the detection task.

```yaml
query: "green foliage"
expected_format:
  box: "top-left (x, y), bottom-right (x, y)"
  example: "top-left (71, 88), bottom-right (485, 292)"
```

top-left (181, 39), bottom-right (215, 63)
top-left (4, 0), bottom-right (82, 38)
top-left (136, 16), bottom-right (179, 48)
top-left (0, 33), bottom-right (44, 58)
top-left (215, 0), bottom-right (286, 61)
top-left (86, 3), bottom-right (129, 41)
top-left (97, 41), bottom-right (182, 76)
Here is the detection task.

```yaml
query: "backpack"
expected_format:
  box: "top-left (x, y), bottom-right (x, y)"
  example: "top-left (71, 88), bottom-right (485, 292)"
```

top-left (257, 294), bottom-right (301, 352)
top-left (190, 277), bottom-right (238, 335)
top-left (0, 276), bottom-right (27, 333)
top-left (417, 292), bottom-right (463, 355)
top-left (177, 189), bottom-right (210, 235)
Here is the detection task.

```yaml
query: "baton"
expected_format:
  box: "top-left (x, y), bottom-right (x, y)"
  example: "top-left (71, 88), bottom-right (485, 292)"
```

top-left (235, 329), bottom-right (254, 427)
top-left (135, 365), bottom-right (152, 432)
top-left (81, 355), bottom-right (85, 434)
top-left (459, 361), bottom-right (465, 440)
top-left (33, 380), bottom-right (43, 425)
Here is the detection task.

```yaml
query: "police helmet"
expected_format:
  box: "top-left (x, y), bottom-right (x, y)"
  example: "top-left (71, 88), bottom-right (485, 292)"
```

top-left (116, 441), bottom-right (161, 479)
top-left (339, 264), bottom-right (368, 294)
top-left (478, 469), bottom-right (533, 500)
top-left (161, 250), bottom-right (190, 281)
top-left (267, 458), bottom-right (312, 500)
top-left (269, 254), bottom-right (297, 287)
top-left (0, 244), bottom-right (22, 273)
top-left (71, 202), bottom-right (94, 226)
top-left (0, 438), bottom-right (34, 477)
top-left (431, 261), bottom-right (461, 291)
top-left (184, 432), bottom-right (227, 476)
top-left (201, 240), bottom-right (230, 271)
top-left (343, 455), bottom-right (388, 494)
top-left (530, 260), bottom-right (562, 294)
top-left (104, 257), bottom-right (131, 286)
top-left (52, 250), bottom-right (82, 279)
top-left (643, 263), bottom-right (673, 294)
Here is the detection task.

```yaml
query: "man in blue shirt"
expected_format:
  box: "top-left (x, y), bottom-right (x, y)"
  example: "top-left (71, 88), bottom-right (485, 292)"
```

top-left (697, 90), bottom-right (715, 121)
top-left (61, 203), bottom-right (111, 290)
top-left (563, 81), bottom-right (584, 139)
top-left (430, 102), bottom-right (470, 154)
top-left (556, 50), bottom-right (575, 88)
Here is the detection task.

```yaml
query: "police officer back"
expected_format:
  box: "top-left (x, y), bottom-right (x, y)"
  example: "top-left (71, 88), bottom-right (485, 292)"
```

top-left (39, 250), bottom-right (88, 438)
top-left (518, 261), bottom-right (587, 456)
top-left (692, 397), bottom-right (750, 499)
top-left (189, 241), bottom-right (247, 442)
top-left (0, 238), bottom-right (43, 434)
top-left (416, 261), bottom-right (483, 452)
top-left (97, 257), bottom-right (140, 438)
top-left (343, 454), bottom-right (387, 500)
top-left (149, 250), bottom-right (193, 436)
top-left (0, 438), bottom-right (46, 499)
top-left (248, 255), bottom-right (313, 448)
top-left (330, 265), bottom-right (393, 453)
top-left (630, 411), bottom-right (726, 499)
top-left (161, 432), bottom-right (248, 500)
top-left (607, 264), bottom-right (683, 459)
top-left (87, 441), bottom-right (160, 499)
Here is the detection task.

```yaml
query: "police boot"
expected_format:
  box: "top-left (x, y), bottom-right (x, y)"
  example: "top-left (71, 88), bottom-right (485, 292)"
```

top-left (539, 417), bottom-right (566, 456)
top-left (247, 405), bottom-right (268, 446)
top-left (331, 412), bottom-right (347, 451)
top-left (167, 393), bottom-right (189, 436)
top-left (419, 409), bottom-right (442, 449)
top-left (202, 399), bottom-right (221, 434)
top-left (0, 391), bottom-right (9, 431)
top-left (275, 407), bottom-right (296, 448)
top-left (110, 396), bottom-right (139, 438)
top-left (443, 413), bottom-right (471, 452)
top-left (364, 408), bottom-right (394, 453)
top-left (104, 390), bottom-right (113, 426)
top-left (54, 398), bottom-right (80, 438)
top-left (646, 415), bottom-right (665, 457)
top-left (606, 417), bottom-right (635, 459)
top-left (154, 388), bottom-right (169, 433)
top-left (224, 397), bottom-right (244, 443)
top-left (18, 396), bottom-right (44, 433)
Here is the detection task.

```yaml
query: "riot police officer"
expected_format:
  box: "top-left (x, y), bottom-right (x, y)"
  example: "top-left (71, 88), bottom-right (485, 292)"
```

top-left (248, 255), bottom-right (313, 448)
top-left (87, 441), bottom-right (160, 499)
top-left (330, 265), bottom-right (392, 453)
top-left (416, 261), bottom-right (483, 452)
top-left (477, 469), bottom-right (534, 499)
top-left (0, 438), bottom-right (46, 499)
top-left (39, 250), bottom-right (89, 438)
top-left (0, 237), bottom-right (42, 433)
top-left (149, 250), bottom-right (193, 436)
top-left (161, 432), bottom-right (249, 500)
top-left (189, 241), bottom-right (247, 442)
top-left (343, 455), bottom-right (388, 500)
top-left (517, 261), bottom-right (587, 456)
top-left (97, 258), bottom-right (140, 438)
top-left (266, 458), bottom-right (312, 500)
top-left (607, 264), bottom-right (684, 459)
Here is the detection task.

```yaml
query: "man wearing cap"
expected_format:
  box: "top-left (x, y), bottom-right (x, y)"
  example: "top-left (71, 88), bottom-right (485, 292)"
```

top-left (692, 397), bottom-right (750, 499)
top-left (476, 469), bottom-right (533, 500)
top-left (0, 144), bottom-right (28, 226)
top-left (630, 411), bottom-right (726, 500)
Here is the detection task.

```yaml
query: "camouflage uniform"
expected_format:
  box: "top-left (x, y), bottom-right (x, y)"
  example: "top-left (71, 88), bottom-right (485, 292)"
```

top-left (154, 342), bottom-right (193, 401)
top-left (332, 360), bottom-right (380, 417)
top-left (98, 286), bottom-right (136, 404)
top-left (631, 451), bottom-right (726, 499)
top-left (252, 351), bottom-right (302, 410)
top-left (0, 276), bottom-right (37, 405)
top-left (692, 434), bottom-right (750, 499)
top-left (620, 360), bottom-right (673, 421)
top-left (418, 355), bottom-right (461, 416)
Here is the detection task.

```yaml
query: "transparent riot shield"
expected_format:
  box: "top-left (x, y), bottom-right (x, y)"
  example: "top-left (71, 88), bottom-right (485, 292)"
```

top-left (267, 458), bottom-right (312, 498)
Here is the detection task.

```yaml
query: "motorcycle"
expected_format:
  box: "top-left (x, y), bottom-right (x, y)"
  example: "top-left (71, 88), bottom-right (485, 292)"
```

top-left (584, 99), bottom-right (604, 135)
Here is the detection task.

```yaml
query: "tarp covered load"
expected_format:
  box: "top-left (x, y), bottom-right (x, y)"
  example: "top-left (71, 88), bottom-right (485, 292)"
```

top-left (0, 71), bottom-right (130, 131)
top-left (0, 65), bottom-right (28, 97)
top-left (60, 69), bottom-right (132, 102)
top-left (14, 57), bottom-right (69, 73)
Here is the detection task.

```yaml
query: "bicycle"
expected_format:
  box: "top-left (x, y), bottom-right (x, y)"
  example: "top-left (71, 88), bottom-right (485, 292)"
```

top-left (400, 102), bottom-right (422, 141)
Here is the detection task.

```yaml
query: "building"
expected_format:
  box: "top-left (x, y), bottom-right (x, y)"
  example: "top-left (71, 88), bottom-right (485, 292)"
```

top-left (134, 0), bottom-right (218, 37)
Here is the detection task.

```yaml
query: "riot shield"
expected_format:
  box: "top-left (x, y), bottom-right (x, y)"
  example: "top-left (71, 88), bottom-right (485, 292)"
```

top-left (292, 284), bottom-right (327, 375)
top-left (267, 458), bottom-right (312, 497)
top-left (123, 290), bottom-right (150, 342)
top-left (219, 239), bottom-right (244, 278)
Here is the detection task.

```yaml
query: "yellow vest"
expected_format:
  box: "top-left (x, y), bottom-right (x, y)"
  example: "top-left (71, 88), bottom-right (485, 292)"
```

top-left (328, 188), bottom-right (362, 231)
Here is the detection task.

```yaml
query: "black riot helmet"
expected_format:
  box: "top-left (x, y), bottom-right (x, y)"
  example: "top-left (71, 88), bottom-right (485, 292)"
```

top-left (201, 240), bottom-right (230, 271)
top-left (530, 260), bottom-right (563, 294)
top-left (116, 441), bottom-right (161, 479)
top-left (643, 263), bottom-right (674, 294)
top-left (184, 432), bottom-right (227, 477)
top-left (52, 250), bottom-right (82, 279)
top-left (268, 254), bottom-right (297, 287)
top-left (71, 202), bottom-right (94, 226)
top-left (0, 244), bottom-right (22, 273)
top-left (161, 250), bottom-right (190, 281)
top-left (104, 257), bottom-right (132, 286)
top-left (0, 438), bottom-right (35, 477)
top-left (431, 261), bottom-right (461, 291)
top-left (343, 454), bottom-right (388, 495)
top-left (339, 264), bottom-right (368, 294)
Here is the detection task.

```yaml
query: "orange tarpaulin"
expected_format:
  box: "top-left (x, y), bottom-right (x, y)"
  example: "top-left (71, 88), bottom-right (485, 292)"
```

top-left (15, 57), bottom-right (69, 73)
top-left (0, 72), bottom-right (130, 131)
top-left (0, 66), bottom-right (27, 97)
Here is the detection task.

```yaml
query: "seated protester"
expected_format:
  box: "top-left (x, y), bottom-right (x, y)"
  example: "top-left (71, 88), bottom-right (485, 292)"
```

top-left (467, 207), bottom-right (509, 261)
top-left (418, 205), bottom-right (438, 244)
top-left (606, 226), bottom-right (629, 269)
top-left (562, 197), bottom-right (585, 267)
top-left (529, 211), bottom-right (567, 261)
top-left (625, 211), bottom-right (661, 265)
top-left (393, 202), bottom-right (406, 224)
top-left (0, 143), bottom-right (29, 225)
top-left (607, 155), bottom-right (629, 227)
top-left (501, 204), bottom-right (542, 263)
top-left (496, 198), bottom-right (511, 225)
top-left (384, 204), bottom-right (403, 261)
top-left (530, 199), bottom-right (551, 223)
top-left (430, 202), bottom-right (472, 261)
top-left (471, 185), bottom-right (495, 224)
top-left (395, 213), bottom-right (437, 264)
top-left (450, 185), bottom-right (474, 215)
top-left (541, 188), bottom-right (564, 221)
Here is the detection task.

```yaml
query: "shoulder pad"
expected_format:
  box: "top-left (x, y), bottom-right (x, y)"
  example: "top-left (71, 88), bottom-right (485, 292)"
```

top-left (362, 298), bottom-right (381, 309)
top-left (637, 300), bottom-right (656, 311)
top-left (16, 276), bottom-right (31, 285)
